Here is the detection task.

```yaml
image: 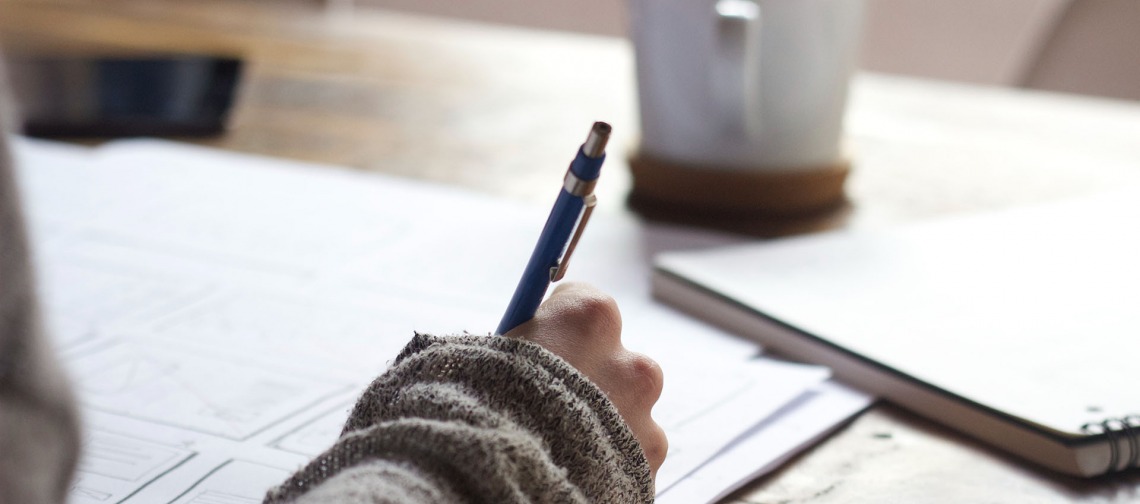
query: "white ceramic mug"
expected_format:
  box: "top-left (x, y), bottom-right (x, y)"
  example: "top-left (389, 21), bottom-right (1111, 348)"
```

top-left (629, 0), bottom-right (864, 170)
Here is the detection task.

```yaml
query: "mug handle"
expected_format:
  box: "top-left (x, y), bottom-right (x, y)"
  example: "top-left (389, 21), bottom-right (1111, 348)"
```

top-left (712, 0), bottom-right (760, 138)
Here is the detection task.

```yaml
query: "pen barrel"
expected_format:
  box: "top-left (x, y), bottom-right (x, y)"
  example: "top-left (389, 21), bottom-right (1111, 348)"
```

top-left (496, 187), bottom-right (586, 335)
top-left (496, 120), bottom-right (608, 335)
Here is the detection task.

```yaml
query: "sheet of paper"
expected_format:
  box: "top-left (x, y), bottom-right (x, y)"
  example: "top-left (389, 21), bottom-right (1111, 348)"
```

top-left (656, 381), bottom-right (873, 504)
top-left (12, 137), bottom-right (861, 502)
top-left (653, 359), bottom-right (828, 488)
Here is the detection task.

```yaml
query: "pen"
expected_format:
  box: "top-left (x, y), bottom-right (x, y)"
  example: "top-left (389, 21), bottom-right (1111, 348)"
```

top-left (496, 121), bottom-right (611, 335)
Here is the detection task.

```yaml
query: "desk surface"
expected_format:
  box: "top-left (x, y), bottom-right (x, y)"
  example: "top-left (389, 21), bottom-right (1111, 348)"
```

top-left (4, 1), bottom-right (1140, 502)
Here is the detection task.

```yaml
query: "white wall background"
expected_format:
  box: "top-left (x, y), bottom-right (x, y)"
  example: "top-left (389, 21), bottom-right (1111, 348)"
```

top-left (349, 0), bottom-right (1140, 101)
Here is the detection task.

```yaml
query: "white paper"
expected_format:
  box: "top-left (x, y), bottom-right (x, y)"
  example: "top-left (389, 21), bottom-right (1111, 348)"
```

top-left (653, 359), bottom-right (828, 488)
top-left (656, 381), bottom-right (873, 504)
top-left (12, 137), bottom-right (864, 502)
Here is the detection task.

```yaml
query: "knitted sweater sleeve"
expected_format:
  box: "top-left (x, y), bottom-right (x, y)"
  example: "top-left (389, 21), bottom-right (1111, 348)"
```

top-left (264, 333), bottom-right (655, 504)
top-left (0, 68), bottom-right (82, 504)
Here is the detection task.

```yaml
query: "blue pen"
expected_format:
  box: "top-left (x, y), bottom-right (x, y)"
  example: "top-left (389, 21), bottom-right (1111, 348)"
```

top-left (496, 122), bottom-right (611, 335)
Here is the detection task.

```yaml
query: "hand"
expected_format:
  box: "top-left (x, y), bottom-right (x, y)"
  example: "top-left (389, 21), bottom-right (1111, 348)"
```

top-left (505, 282), bottom-right (668, 478)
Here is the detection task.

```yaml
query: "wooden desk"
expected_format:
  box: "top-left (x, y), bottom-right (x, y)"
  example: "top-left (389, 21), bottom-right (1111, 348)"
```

top-left (4, 1), bottom-right (1140, 502)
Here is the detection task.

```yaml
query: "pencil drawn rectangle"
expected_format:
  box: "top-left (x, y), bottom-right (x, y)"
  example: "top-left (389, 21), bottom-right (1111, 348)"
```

top-left (68, 341), bottom-right (349, 440)
top-left (169, 460), bottom-right (291, 504)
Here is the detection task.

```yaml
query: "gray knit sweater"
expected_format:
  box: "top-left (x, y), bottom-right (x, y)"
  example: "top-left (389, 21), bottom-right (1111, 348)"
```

top-left (0, 77), bottom-right (652, 503)
top-left (0, 74), bottom-right (82, 504)
top-left (264, 333), bottom-right (655, 503)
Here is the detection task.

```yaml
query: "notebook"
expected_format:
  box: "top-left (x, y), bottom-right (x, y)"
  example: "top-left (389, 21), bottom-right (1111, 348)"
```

top-left (653, 189), bottom-right (1140, 477)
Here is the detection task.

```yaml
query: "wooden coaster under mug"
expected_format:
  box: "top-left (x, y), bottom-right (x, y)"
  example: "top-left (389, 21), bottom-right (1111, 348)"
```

top-left (628, 153), bottom-right (852, 237)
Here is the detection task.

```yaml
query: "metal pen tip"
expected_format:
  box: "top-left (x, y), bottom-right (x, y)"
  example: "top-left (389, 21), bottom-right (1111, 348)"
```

top-left (582, 122), bottom-right (611, 159)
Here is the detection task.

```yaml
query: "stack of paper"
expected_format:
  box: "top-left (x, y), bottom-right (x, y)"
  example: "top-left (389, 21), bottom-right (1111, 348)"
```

top-left (11, 138), bottom-right (871, 504)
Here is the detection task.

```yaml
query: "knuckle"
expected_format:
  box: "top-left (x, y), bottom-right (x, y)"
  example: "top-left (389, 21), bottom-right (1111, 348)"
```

top-left (643, 424), bottom-right (669, 468)
top-left (626, 353), bottom-right (664, 404)
top-left (563, 291), bottom-right (622, 340)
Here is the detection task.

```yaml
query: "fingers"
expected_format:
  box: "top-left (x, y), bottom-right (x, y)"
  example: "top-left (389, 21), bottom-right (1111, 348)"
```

top-left (627, 351), bottom-right (665, 408)
top-left (613, 351), bottom-right (668, 474)
top-left (632, 416), bottom-right (669, 475)
top-left (506, 282), bottom-right (622, 361)
top-left (503, 283), bottom-right (667, 476)
top-left (541, 282), bottom-right (623, 345)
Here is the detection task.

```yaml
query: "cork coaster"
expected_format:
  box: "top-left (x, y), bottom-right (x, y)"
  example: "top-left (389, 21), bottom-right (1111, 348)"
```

top-left (628, 153), bottom-right (852, 237)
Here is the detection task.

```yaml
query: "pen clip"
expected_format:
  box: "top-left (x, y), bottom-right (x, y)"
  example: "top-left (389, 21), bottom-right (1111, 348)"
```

top-left (550, 193), bottom-right (597, 282)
